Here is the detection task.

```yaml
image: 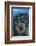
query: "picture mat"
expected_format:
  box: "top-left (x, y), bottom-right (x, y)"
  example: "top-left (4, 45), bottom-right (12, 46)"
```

top-left (10, 5), bottom-right (32, 40)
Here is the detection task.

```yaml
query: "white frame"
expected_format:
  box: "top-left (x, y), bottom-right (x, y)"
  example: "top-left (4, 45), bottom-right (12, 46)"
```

top-left (10, 5), bottom-right (32, 40)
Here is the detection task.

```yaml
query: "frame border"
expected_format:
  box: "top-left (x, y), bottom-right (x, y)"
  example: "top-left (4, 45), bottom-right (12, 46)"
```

top-left (5, 1), bottom-right (35, 44)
